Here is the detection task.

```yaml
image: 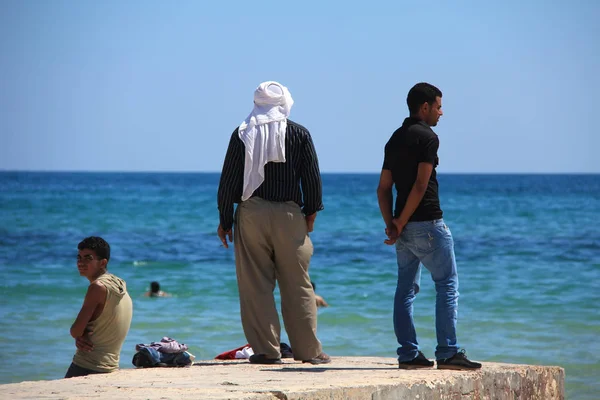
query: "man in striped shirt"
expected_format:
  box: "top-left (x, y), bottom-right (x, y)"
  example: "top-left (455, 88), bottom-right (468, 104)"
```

top-left (217, 81), bottom-right (330, 365)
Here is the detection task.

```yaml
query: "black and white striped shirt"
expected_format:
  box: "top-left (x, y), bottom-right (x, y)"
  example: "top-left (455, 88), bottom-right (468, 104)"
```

top-left (217, 120), bottom-right (324, 231)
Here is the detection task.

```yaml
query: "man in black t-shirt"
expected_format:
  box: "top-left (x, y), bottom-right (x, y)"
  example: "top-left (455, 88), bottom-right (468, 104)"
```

top-left (377, 82), bottom-right (481, 370)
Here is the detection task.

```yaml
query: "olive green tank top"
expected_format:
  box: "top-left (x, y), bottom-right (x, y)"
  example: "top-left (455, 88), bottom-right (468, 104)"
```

top-left (73, 273), bottom-right (133, 372)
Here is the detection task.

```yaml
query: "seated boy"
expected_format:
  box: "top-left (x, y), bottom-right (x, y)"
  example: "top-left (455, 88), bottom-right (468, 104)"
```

top-left (65, 236), bottom-right (133, 378)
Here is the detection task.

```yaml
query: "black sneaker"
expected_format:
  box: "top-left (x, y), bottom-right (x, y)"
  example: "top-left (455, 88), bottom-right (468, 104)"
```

top-left (437, 349), bottom-right (482, 370)
top-left (398, 351), bottom-right (434, 369)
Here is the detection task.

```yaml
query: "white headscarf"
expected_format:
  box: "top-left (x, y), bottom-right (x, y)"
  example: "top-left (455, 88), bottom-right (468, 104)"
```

top-left (238, 81), bottom-right (294, 201)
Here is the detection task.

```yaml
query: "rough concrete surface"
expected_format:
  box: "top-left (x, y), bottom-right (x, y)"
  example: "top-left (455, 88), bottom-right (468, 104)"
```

top-left (0, 357), bottom-right (564, 400)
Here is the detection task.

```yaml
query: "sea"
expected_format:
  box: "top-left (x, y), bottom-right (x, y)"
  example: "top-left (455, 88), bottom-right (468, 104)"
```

top-left (0, 172), bottom-right (598, 399)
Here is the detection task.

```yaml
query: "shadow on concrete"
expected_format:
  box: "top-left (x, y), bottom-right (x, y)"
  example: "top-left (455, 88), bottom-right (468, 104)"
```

top-left (265, 367), bottom-right (400, 373)
top-left (193, 361), bottom-right (249, 366)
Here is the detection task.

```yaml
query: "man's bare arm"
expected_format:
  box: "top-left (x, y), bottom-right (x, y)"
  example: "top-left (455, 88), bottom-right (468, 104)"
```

top-left (395, 162), bottom-right (434, 231)
top-left (70, 282), bottom-right (106, 338)
top-left (377, 169), bottom-right (398, 244)
top-left (377, 169), bottom-right (395, 228)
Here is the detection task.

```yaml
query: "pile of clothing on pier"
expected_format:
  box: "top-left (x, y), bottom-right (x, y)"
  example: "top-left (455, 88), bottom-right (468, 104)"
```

top-left (214, 343), bottom-right (293, 360)
top-left (132, 337), bottom-right (195, 368)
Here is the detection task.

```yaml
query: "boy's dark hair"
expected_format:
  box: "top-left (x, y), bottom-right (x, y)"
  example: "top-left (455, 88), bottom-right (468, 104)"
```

top-left (150, 281), bottom-right (160, 292)
top-left (78, 236), bottom-right (110, 262)
top-left (407, 82), bottom-right (442, 115)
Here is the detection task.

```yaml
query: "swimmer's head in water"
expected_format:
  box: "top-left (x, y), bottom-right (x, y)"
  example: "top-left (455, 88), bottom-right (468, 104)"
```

top-left (150, 281), bottom-right (160, 293)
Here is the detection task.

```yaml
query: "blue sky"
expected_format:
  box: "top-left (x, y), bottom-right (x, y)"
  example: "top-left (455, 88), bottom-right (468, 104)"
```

top-left (1, 1), bottom-right (598, 173)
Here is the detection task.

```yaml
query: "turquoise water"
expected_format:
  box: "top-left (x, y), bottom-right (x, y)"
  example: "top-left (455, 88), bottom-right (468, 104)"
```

top-left (0, 172), bottom-right (598, 398)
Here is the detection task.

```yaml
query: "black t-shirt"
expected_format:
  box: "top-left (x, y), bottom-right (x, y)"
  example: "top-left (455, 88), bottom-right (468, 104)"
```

top-left (382, 117), bottom-right (443, 222)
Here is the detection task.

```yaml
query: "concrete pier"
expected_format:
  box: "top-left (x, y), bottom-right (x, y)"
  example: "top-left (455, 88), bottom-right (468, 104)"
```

top-left (0, 357), bottom-right (564, 399)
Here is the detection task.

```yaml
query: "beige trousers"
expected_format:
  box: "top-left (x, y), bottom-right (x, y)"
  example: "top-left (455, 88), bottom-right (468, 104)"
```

top-left (234, 197), bottom-right (322, 360)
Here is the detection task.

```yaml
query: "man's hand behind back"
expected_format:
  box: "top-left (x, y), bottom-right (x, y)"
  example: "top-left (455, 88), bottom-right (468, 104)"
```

top-left (384, 224), bottom-right (398, 245)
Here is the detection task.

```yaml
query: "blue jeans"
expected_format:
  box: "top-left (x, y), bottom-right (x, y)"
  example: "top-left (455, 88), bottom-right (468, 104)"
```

top-left (394, 218), bottom-right (459, 361)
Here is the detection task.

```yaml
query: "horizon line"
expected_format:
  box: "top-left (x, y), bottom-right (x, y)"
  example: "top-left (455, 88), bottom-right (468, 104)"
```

top-left (1, 169), bottom-right (599, 175)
